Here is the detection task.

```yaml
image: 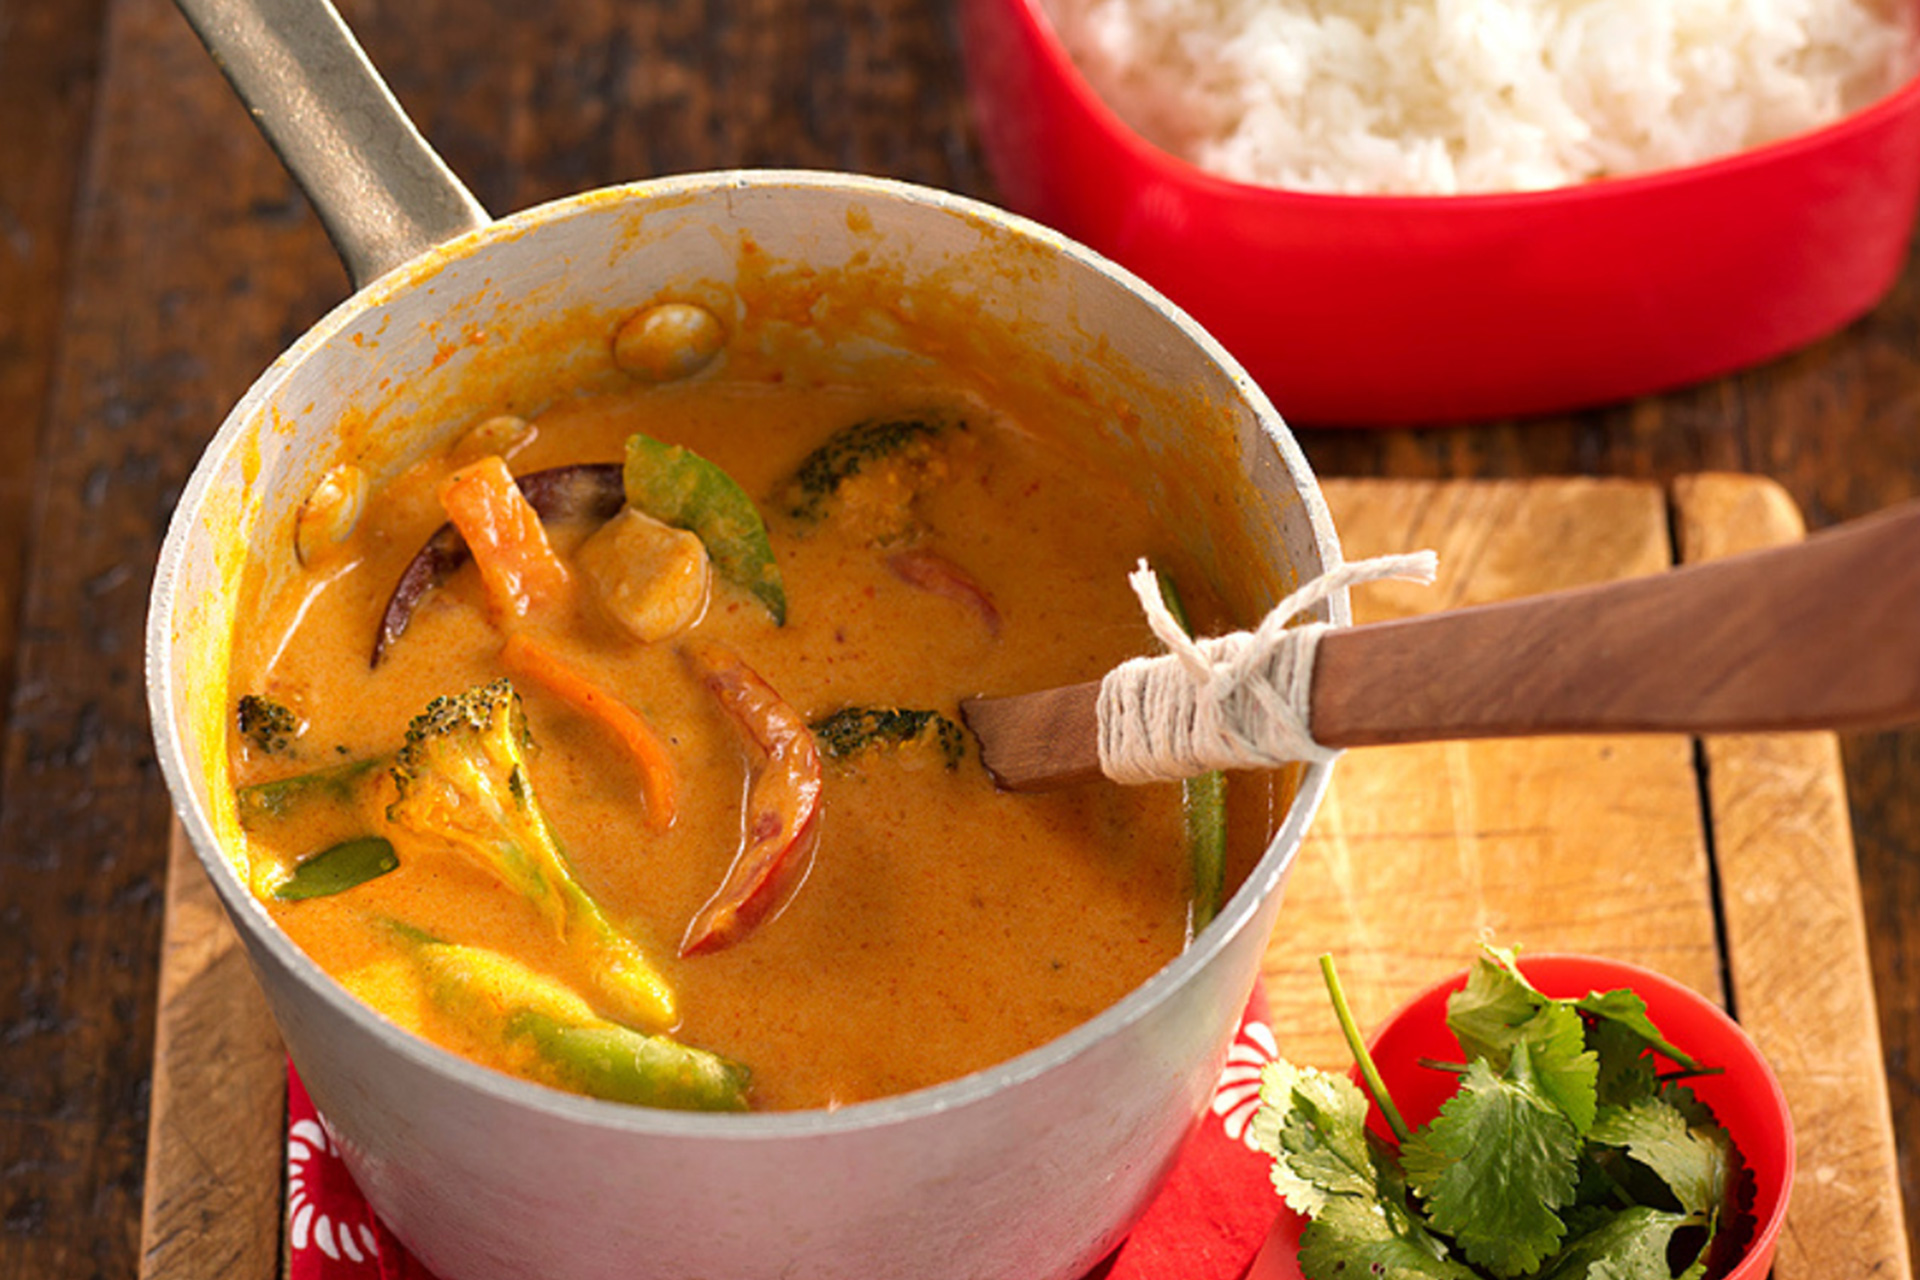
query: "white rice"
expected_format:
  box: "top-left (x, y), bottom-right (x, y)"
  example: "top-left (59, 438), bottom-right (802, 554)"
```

top-left (1045, 0), bottom-right (1918, 193)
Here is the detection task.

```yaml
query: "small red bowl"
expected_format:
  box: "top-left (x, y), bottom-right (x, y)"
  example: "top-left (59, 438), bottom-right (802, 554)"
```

top-left (1246, 953), bottom-right (1795, 1280)
top-left (959, 0), bottom-right (1920, 425)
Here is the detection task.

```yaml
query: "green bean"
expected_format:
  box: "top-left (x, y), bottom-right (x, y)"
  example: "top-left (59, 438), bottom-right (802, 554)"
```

top-left (1157, 570), bottom-right (1228, 933)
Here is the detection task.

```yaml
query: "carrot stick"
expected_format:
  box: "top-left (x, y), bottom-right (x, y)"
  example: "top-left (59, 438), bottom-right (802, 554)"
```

top-left (500, 632), bottom-right (679, 831)
top-left (438, 455), bottom-right (574, 621)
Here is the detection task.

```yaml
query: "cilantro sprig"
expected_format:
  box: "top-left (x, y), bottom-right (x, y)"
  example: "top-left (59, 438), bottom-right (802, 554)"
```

top-left (1252, 946), bottom-right (1753, 1280)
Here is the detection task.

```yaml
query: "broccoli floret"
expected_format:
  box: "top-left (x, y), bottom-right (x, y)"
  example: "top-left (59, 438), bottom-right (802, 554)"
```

top-left (810, 707), bottom-right (966, 769)
top-left (386, 679), bottom-right (676, 1031)
top-left (783, 415), bottom-right (959, 527)
top-left (236, 694), bottom-right (302, 754)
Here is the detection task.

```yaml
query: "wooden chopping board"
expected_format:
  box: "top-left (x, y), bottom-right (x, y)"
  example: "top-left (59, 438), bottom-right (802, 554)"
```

top-left (138, 474), bottom-right (1911, 1280)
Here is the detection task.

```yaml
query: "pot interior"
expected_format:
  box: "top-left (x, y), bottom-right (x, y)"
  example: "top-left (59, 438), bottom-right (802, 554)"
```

top-left (151, 170), bottom-right (1340, 1131)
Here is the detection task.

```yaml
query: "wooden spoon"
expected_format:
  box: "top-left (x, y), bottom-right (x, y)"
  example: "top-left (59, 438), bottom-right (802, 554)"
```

top-left (962, 497), bottom-right (1920, 792)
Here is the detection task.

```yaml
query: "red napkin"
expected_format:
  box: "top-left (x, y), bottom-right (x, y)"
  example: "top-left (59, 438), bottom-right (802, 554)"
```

top-left (285, 988), bottom-right (1284, 1280)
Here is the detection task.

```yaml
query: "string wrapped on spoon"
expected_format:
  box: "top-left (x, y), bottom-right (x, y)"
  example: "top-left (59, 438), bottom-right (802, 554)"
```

top-left (1096, 553), bottom-right (1438, 783)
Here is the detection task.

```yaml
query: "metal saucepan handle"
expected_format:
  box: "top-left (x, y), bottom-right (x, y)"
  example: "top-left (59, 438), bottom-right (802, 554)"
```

top-left (173, 0), bottom-right (489, 289)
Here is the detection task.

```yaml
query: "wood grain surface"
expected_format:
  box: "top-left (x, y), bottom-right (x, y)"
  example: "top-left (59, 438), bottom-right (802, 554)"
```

top-left (139, 831), bottom-right (284, 1280)
top-left (2, 0), bottom-right (1919, 1276)
top-left (1268, 478), bottom-right (1718, 1046)
top-left (1674, 474), bottom-right (1912, 1280)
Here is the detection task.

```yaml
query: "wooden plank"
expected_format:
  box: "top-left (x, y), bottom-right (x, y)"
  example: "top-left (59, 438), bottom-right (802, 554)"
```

top-left (1850, 720), bottom-right (1920, 1273)
top-left (1295, 367), bottom-right (1920, 1280)
top-left (1263, 477), bottom-right (1723, 1065)
top-left (0, 0), bottom-right (345, 1272)
top-left (137, 828), bottom-right (286, 1280)
top-left (0, 0), bottom-right (107, 723)
top-left (1675, 473), bottom-right (1913, 1280)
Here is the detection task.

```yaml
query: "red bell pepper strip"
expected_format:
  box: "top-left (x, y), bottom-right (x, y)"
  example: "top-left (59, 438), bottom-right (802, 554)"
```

top-left (678, 640), bottom-right (823, 956)
top-left (886, 547), bottom-right (1002, 636)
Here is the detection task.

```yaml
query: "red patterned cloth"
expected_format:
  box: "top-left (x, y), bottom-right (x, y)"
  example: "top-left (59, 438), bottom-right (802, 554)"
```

top-left (285, 989), bottom-right (1284, 1280)
top-left (286, 1071), bottom-right (437, 1280)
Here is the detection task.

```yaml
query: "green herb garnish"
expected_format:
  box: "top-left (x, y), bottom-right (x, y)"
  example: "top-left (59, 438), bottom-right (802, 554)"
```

top-left (1252, 945), bottom-right (1748, 1280)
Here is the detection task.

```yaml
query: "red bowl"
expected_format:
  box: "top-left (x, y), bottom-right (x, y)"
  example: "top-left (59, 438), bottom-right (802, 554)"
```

top-left (1247, 953), bottom-right (1795, 1280)
top-left (959, 0), bottom-right (1920, 425)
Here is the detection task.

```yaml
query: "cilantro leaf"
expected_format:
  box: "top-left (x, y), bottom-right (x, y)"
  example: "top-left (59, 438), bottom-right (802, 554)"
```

top-left (1445, 949), bottom-right (1599, 1133)
top-left (1252, 1060), bottom-right (1379, 1216)
top-left (1664, 1083), bottom-right (1756, 1275)
top-left (1589, 1096), bottom-right (1730, 1217)
top-left (1591, 1014), bottom-right (1662, 1109)
top-left (1535, 1204), bottom-right (1696, 1280)
top-left (1567, 1162), bottom-right (1629, 1224)
top-left (1514, 1001), bottom-right (1601, 1135)
top-left (1262, 948), bottom-right (1751, 1280)
top-left (1575, 988), bottom-right (1705, 1073)
top-left (1298, 1190), bottom-right (1482, 1280)
top-left (1401, 1047), bottom-right (1582, 1277)
top-left (1446, 948), bottom-right (1542, 1065)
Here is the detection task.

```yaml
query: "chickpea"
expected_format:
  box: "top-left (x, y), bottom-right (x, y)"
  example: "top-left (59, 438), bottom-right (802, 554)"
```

top-left (449, 414), bottom-right (536, 467)
top-left (612, 302), bottom-right (727, 383)
top-left (294, 463), bottom-right (368, 567)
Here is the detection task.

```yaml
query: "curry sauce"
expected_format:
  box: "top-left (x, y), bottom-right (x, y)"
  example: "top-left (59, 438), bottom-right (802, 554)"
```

top-left (229, 336), bottom-right (1277, 1111)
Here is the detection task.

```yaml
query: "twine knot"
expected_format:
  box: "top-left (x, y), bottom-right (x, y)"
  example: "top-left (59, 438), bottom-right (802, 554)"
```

top-left (1096, 552), bottom-right (1438, 783)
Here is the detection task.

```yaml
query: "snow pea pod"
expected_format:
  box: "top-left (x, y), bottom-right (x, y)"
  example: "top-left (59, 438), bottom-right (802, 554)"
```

top-left (270, 835), bottom-right (398, 901)
top-left (507, 1012), bottom-right (752, 1113)
top-left (624, 432), bottom-right (786, 624)
top-left (235, 755), bottom-right (387, 828)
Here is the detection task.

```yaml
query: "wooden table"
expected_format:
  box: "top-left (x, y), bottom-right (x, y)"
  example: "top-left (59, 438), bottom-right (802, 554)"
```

top-left (3, 1), bottom-right (1917, 1276)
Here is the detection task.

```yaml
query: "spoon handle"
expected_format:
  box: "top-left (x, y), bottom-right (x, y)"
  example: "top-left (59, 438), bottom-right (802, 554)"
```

top-left (963, 499), bottom-right (1920, 791)
top-left (1312, 495), bottom-right (1920, 746)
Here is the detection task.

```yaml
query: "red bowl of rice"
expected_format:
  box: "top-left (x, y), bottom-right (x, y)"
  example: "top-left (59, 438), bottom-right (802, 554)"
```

top-left (959, 0), bottom-right (1920, 425)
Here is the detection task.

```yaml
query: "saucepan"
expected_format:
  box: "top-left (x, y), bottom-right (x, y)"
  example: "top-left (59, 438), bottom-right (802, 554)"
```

top-left (144, 1), bottom-right (1341, 1277)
